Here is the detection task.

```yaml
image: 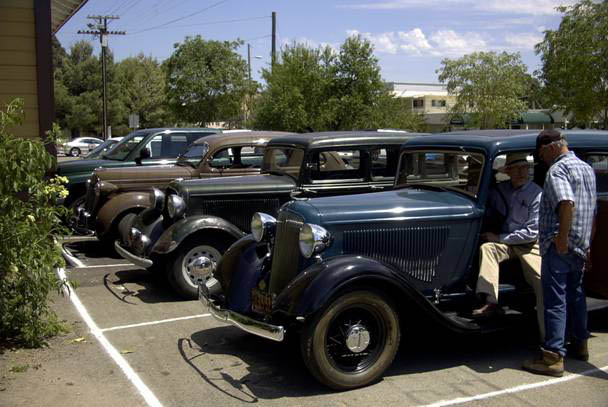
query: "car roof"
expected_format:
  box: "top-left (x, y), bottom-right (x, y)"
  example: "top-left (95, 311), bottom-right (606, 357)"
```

top-left (192, 131), bottom-right (296, 146)
top-left (402, 129), bottom-right (608, 156)
top-left (267, 130), bottom-right (429, 149)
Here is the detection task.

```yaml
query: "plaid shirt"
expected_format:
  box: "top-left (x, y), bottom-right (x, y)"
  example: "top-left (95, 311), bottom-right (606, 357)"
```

top-left (539, 151), bottom-right (597, 258)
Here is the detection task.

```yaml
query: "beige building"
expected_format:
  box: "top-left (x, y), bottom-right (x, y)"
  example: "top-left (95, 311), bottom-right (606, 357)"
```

top-left (387, 81), bottom-right (566, 132)
top-left (0, 0), bottom-right (87, 151)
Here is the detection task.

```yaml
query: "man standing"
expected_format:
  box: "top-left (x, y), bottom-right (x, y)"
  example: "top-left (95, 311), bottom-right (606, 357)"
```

top-left (523, 129), bottom-right (597, 377)
top-left (472, 152), bottom-right (544, 340)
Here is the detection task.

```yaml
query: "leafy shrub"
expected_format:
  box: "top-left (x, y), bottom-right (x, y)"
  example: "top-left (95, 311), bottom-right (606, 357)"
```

top-left (0, 99), bottom-right (70, 347)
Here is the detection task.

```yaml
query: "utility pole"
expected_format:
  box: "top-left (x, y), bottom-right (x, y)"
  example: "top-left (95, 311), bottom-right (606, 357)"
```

top-left (271, 11), bottom-right (276, 70)
top-left (247, 43), bottom-right (252, 81)
top-left (78, 15), bottom-right (125, 140)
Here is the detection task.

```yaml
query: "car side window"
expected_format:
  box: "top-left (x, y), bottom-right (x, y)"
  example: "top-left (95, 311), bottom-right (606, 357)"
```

top-left (161, 134), bottom-right (189, 157)
top-left (371, 147), bottom-right (399, 180)
top-left (145, 135), bottom-right (163, 157)
top-left (309, 149), bottom-right (363, 182)
top-left (240, 146), bottom-right (264, 168)
top-left (586, 154), bottom-right (608, 194)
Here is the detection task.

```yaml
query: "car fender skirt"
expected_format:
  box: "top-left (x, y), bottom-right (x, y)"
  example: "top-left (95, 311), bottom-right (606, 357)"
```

top-left (152, 215), bottom-right (246, 255)
top-left (273, 255), bottom-right (425, 317)
top-left (96, 192), bottom-right (150, 237)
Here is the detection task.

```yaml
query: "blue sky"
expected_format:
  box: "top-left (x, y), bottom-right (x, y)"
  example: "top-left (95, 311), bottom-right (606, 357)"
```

top-left (56, 0), bottom-right (573, 84)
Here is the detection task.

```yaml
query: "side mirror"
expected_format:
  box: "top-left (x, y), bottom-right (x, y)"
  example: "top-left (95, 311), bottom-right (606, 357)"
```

top-left (135, 148), bottom-right (151, 165)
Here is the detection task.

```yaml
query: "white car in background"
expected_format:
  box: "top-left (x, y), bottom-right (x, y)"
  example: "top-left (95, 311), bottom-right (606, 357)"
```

top-left (60, 137), bottom-right (104, 157)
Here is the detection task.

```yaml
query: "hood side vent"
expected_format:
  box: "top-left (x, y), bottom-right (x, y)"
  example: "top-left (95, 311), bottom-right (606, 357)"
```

top-left (344, 225), bottom-right (449, 282)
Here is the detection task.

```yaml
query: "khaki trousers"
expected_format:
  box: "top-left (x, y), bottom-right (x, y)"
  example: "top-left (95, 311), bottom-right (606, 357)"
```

top-left (476, 242), bottom-right (544, 340)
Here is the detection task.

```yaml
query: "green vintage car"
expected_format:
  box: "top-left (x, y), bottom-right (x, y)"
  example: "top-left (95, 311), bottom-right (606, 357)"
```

top-left (56, 128), bottom-right (222, 208)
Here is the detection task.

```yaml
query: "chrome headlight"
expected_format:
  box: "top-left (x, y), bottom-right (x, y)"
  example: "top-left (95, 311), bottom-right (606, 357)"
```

top-left (299, 223), bottom-right (332, 259)
top-left (167, 194), bottom-right (186, 219)
top-left (149, 188), bottom-right (165, 211)
top-left (251, 212), bottom-right (277, 242)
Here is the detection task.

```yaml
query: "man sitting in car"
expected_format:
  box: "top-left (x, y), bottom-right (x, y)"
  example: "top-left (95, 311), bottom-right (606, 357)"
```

top-left (472, 152), bottom-right (544, 338)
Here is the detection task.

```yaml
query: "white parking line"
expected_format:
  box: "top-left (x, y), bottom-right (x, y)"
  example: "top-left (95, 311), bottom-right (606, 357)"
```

top-left (57, 268), bottom-right (163, 407)
top-left (61, 246), bottom-right (85, 268)
top-left (101, 314), bottom-right (211, 332)
top-left (418, 364), bottom-right (608, 407)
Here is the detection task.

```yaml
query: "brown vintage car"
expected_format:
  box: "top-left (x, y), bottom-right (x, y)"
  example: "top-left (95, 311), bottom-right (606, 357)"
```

top-left (74, 130), bottom-right (294, 249)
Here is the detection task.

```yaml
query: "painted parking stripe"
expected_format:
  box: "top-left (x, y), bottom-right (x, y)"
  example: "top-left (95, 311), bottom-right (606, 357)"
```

top-left (418, 364), bottom-right (608, 407)
top-left (57, 268), bottom-right (163, 407)
top-left (61, 246), bottom-right (85, 268)
top-left (101, 314), bottom-right (211, 332)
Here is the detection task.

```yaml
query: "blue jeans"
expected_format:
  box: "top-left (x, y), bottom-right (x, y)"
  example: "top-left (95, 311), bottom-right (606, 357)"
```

top-left (542, 244), bottom-right (588, 356)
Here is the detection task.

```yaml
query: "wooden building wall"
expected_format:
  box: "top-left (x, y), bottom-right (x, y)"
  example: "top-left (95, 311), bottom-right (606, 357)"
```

top-left (0, 0), bottom-right (39, 139)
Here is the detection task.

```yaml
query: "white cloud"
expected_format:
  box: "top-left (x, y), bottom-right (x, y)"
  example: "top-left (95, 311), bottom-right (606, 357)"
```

top-left (347, 28), bottom-right (487, 57)
top-left (340, 0), bottom-right (576, 16)
top-left (504, 32), bottom-right (544, 49)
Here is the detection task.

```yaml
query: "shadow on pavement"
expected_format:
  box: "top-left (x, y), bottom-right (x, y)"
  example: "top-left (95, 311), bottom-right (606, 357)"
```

top-left (102, 269), bottom-right (183, 304)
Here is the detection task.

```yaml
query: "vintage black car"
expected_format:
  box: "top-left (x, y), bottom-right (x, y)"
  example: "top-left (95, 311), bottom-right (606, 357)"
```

top-left (115, 130), bottom-right (426, 299)
top-left (198, 130), bottom-right (608, 390)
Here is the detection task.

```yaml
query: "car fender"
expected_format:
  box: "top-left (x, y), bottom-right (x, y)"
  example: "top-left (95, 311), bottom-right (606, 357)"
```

top-left (274, 255), bottom-right (468, 329)
top-left (96, 191), bottom-right (150, 237)
top-left (151, 215), bottom-right (246, 255)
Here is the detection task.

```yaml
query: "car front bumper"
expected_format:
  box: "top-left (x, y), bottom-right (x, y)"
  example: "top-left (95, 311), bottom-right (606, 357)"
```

top-left (198, 278), bottom-right (285, 342)
top-left (115, 240), bottom-right (153, 268)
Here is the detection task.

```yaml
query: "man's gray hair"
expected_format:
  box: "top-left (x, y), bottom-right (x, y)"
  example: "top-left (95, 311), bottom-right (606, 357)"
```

top-left (551, 138), bottom-right (568, 148)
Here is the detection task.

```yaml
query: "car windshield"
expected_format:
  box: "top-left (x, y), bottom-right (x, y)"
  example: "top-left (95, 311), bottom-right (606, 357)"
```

top-left (395, 149), bottom-right (485, 197)
top-left (103, 131), bottom-right (151, 161)
top-left (261, 147), bottom-right (304, 179)
top-left (176, 142), bottom-right (209, 166)
top-left (85, 139), bottom-right (119, 159)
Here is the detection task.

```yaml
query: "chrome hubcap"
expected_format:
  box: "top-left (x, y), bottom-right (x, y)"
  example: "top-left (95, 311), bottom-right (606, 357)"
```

top-left (183, 245), bottom-right (220, 287)
top-left (345, 324), bottom-right (371, 353)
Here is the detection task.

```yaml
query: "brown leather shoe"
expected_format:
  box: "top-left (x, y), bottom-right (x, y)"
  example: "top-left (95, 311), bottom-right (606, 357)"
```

top-left (567, 340), bottom-right (589, 361)
top-left (471, 303), bottom-right (501, 319)
top-left (522, 349), bottom-right (564, 377)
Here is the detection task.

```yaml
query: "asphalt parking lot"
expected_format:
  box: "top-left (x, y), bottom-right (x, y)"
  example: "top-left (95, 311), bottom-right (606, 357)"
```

top-left (57, 237), bottom-right (608, 407)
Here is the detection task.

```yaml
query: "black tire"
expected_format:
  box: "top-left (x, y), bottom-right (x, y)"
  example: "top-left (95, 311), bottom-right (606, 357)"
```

top-left (69, 147), bottom-right (81, 157)
top-left (300, 290), bottom-right (400, 390)
top-left (167, 236), bottom-right (230, 300)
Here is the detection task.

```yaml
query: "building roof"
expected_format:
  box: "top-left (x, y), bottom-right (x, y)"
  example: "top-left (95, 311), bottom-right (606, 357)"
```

top-left (386, 82), bottom-right (449, 98)
top-left (52, 0), bottom-right (89, 34)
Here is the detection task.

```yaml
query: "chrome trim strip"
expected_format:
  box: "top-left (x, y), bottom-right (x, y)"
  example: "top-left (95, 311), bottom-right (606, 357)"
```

top-left (198, 283), bottom-right (285, 342)
top-left (114, 241), bottom-right (153, 268)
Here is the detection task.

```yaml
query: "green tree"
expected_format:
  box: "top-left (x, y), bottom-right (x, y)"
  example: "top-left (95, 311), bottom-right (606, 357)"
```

top-left (164, 36), bottom-right (252, 126)
top-left (250, 44), bottom-right (335, 132)
top-left (535, 0), bottom-right (608, 129)
top-left (117, 54), bottom-right (174, 129)
top-left (251, 35), bottom-right (418, 132)
top-left (437, 51), bottom-right (529, 129)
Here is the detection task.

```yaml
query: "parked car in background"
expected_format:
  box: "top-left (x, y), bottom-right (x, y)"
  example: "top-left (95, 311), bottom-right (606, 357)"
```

top-left (115, 130), bottom-right (427, 299)
top-left (199, 130), bottom-right (608, 390)
top-left (56, 128), bottom-right (224, 208)
top-left (76, 131), bottom-right (293, 249)
top-left (59, 137), bottom-right (103, 157)
top-left (83, 137), bottom-right (122, 159)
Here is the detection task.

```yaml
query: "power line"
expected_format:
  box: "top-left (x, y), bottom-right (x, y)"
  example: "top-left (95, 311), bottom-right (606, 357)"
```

top-left (128, 0), bottom-right (230, 34)
top-left (127, 15), bottom-right (269, 35)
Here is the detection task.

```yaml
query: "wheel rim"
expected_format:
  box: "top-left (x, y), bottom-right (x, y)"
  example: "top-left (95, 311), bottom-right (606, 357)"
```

top-left (70, 148), bottom-right (79, 157)
top-left (181, 245), bottom-right (221, 288)
top-left (324, 304), bottom-right (386, 373)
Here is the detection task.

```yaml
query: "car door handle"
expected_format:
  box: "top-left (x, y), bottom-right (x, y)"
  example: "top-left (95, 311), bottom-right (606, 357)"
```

top-left (370, 185), bottom-right (385, 190)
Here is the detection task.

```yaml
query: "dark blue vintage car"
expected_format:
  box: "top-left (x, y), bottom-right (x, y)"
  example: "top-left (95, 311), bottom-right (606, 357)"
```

top-left (198, 129), bottom-right (608, 390)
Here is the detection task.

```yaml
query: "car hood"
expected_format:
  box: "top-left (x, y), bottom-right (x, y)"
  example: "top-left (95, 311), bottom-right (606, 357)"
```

top-left (95, 164), bottom-right (194, 184)
top-left (287, 187), bottom-right (476, 225)
top-left (171, 174), bottom-right (296, 199)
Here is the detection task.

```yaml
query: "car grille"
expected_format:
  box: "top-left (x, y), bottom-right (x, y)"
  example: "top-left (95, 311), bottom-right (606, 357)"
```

top-left (201, 198), bottom-right (281, 232)
top-left (343, 225), bottom-right (449, 282)
top-left (268, 210), bottom-right (304, 295)
top-left (84, 177), bottom-right (99, 214)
